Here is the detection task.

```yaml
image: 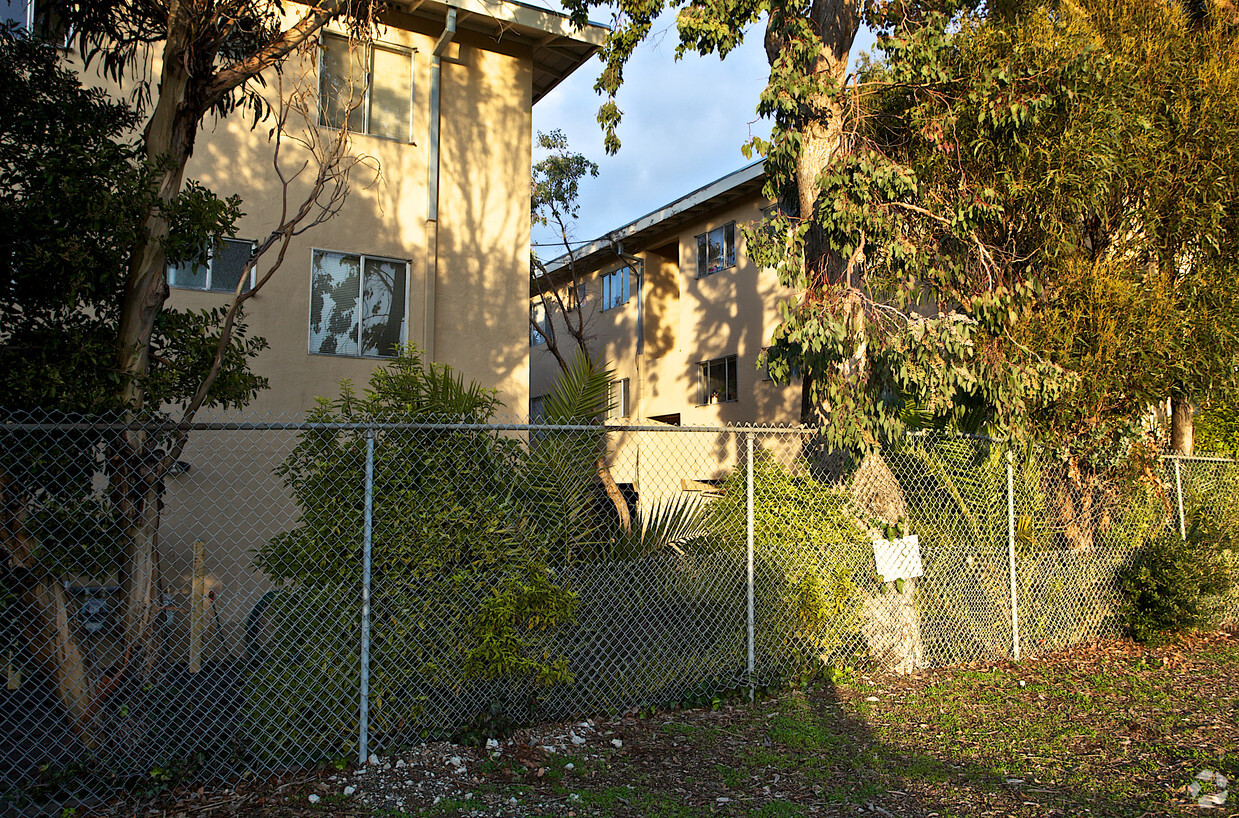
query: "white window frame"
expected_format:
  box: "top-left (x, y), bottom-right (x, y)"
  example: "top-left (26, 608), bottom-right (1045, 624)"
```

top-left (606, 378), bottom-right (630, 420)
top-left (601, 268), bottom-right (629, 311)
top-left (6, 0), bottom-right (71, 45)
top-left (696, 222), bottom-right (737, 277)
top-left (318, 32), bottom-right (415, 143)
top-left (308, 248), bottom-right (410, 359)
top-left (167, 238), bottom-right (257, 293)
top-left (530, 302), bottom-right (550, 346)
top-left (697, 355), bottom-right (738, 405)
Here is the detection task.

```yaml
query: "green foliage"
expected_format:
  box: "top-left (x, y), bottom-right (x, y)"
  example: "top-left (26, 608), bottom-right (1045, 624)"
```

top-left (1119, 512), bottom-right (1234, 644)
top-left (704, 456), bottom-right (869, 669)
top-left (248, 348), bottom-right (588, 753)
top-left (840, 1), bottom-right (1239, 459)
top-left (891, 438), bottom-right (1019, 660)
top-left (1196, 395), bottom-right (1239, 456)
top-left (531, 130), bottom-right (599, 230)
top-left (890, 436), bottom-right (1186, 658)
top-left (0, 26), bottom-right (265, 415)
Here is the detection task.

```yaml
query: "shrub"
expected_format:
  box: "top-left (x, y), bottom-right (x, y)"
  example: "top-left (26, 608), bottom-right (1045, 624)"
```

top-left (1118, 513), bottom-right (1234, 644)
top-left (245, 348), bottom-right (585, 757)
top-left (703, 456), bottom-right (870, 676)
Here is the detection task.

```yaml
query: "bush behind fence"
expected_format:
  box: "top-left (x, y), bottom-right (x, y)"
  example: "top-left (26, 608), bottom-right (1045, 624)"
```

top-left (1, 412), bottom-right (1236, 806)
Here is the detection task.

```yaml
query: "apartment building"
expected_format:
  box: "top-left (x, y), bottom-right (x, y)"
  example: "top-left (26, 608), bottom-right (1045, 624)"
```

top-left (530, 161), bottom-right (809, 499)
top-left (532, 159), bottom-right (812, 421)
top-left (530, 161), bottom-right (805, 427)
top-left (4, 0), bottom-right (608, 658)
top-left (8, 0), bottom-right (607, 415)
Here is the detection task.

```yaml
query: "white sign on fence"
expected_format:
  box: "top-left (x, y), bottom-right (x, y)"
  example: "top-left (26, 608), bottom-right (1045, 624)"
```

top-left (872, 534), bottom-right (924, 583)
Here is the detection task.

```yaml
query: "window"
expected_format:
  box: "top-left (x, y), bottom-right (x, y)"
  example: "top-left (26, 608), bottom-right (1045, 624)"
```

top-left (606, 378), bottom-right (630, 420)
top-left (530, 302), bottom-right (550, 346)
top-left (696, 222), bottom-right (737, 277)
top-left (167, 238), bottom-right (255, 293)
top-left (309, 249), bottom-right (407, 357)
top-left (565, 281), bottom-right (586, 311)
top-left (319, 32), bottom-right (413, 142)
top-left (601, 268), bottom-right (629, 311)
top-left (5, 0), bottom-right (71, 44)
top-left (697, 355), bottom-right (738, 405)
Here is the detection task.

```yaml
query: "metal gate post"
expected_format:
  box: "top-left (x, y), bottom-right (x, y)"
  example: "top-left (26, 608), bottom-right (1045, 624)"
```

top-left (746, 431), bottom-right (755, 702)
top-left (1174, 458), bottom-right (1187, 540)
top-left (1007, 448), bottom-right (1020, 661)
top-left (359, 428), bottom-right (375, 764)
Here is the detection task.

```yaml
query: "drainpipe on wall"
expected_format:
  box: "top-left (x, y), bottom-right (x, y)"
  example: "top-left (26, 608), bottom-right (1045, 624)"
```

top-left (615, 242), bottom-right (644, 418)
top-left (424, 6), bottom-right (457, 360)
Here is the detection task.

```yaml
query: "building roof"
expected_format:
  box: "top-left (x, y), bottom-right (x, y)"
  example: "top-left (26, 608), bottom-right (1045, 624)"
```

top-left (403, 0), bottom-right (609, 102)
top-left (544, 160), bottom-right (767, 277)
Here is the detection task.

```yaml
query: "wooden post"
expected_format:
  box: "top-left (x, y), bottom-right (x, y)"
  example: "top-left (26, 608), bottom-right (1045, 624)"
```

top-left (190, 539), bottom-right (205, 673)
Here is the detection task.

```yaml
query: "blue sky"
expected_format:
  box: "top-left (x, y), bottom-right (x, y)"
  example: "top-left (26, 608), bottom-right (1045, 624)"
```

top-left (531, 10), bottom-right (878, 252)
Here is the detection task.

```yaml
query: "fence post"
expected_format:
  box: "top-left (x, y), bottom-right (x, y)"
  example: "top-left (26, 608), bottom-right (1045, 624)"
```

top-left (359, 428), bottom-right (376, 765)
top-left (1007, 448), bottom-right (1020, 661)
top-left (746, 431), bottom-right (755, 703)
top-left (1173, 458), bottom-right (1187, 540)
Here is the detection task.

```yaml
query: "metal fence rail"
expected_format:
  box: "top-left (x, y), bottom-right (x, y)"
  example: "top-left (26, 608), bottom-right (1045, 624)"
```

top-left (1, 411), bottom-right (1236, 807)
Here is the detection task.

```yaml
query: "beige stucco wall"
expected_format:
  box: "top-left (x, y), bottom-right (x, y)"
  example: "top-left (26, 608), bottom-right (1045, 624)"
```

top-left (530, 193), bottom-right (802, 427)
top-left (167, 17), bottom-right (532, 417)
top-left (79, 11), bottom-right (542, 657)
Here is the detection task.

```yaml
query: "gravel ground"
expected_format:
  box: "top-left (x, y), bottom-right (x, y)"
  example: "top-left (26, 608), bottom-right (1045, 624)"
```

top-left (82, 628), bottom-right (1239, 817)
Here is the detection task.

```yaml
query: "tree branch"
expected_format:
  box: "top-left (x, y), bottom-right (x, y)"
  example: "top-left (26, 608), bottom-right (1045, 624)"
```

top-left (167, 64), bottom-right (377, 466)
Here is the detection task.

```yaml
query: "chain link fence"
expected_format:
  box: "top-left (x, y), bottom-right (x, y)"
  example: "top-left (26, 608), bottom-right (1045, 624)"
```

top-left (1, 411), bottom-right (1236, 807)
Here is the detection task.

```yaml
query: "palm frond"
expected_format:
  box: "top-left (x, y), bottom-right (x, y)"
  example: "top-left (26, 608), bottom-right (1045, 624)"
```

top-left (611, 494), bottom-right (710, 560)
top-left (542, 351), bottom-right (613, 422)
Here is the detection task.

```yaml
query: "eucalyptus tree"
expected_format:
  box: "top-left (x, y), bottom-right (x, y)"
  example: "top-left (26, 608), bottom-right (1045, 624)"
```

top-left (841, 0), bottom-right (1239, 457)
top-left (562, 0), bottom-right (1070, 449)
top-left (564, 0), bottom-right (1239, 458)
top-left (3, 0), bottom-right (376, 743)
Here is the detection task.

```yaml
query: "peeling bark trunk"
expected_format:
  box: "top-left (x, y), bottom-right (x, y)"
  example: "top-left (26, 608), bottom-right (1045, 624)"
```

top-left (1171, 396), bottom-right (1194, 455)
top-left (119, 492), bottom-right (161, 667)
top-left (112, 30), bottom-right (201, 688)
top-left (766, 0), bottom-right (861, 425)
top-left (116, 40), bottom-right (199, 411)
top-left (24, 577), bottom-right (94, 741)
top-left (596, 453), bottom-right (632, 534)
top-left (2, 476), bottom-right (95, 743)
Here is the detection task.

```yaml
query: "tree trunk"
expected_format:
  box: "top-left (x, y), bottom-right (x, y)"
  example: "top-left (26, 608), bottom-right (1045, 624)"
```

top-left (2, 476), bottom-right (95, 743)
top-left (1171, 396), bottom-right (1194, 455)
top-left (23, 577), bottom-right (95, 742)
top-left (768, 0), bottom-right (861, 425)
top-left (116, 41), bottom-right (198, 410)
top-left (112, 33), bottom-right (201, 680)
top-left (119, 488), bottom-right (162, 665)
top-left (596, 453), bottom-right (632, 534)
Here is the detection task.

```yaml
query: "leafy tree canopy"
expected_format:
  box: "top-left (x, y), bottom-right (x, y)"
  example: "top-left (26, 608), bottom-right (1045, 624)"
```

top-left (565, 0), bottom-right (1239, 462)
top-left (0, 25), bottom-right (266, 415)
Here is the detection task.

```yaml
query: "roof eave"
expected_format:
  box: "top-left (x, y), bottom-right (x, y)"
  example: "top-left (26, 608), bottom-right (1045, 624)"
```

top-left (542, 161), bottom-right (768, 279)
top-left (398, 0), bottom-right (608, 102)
